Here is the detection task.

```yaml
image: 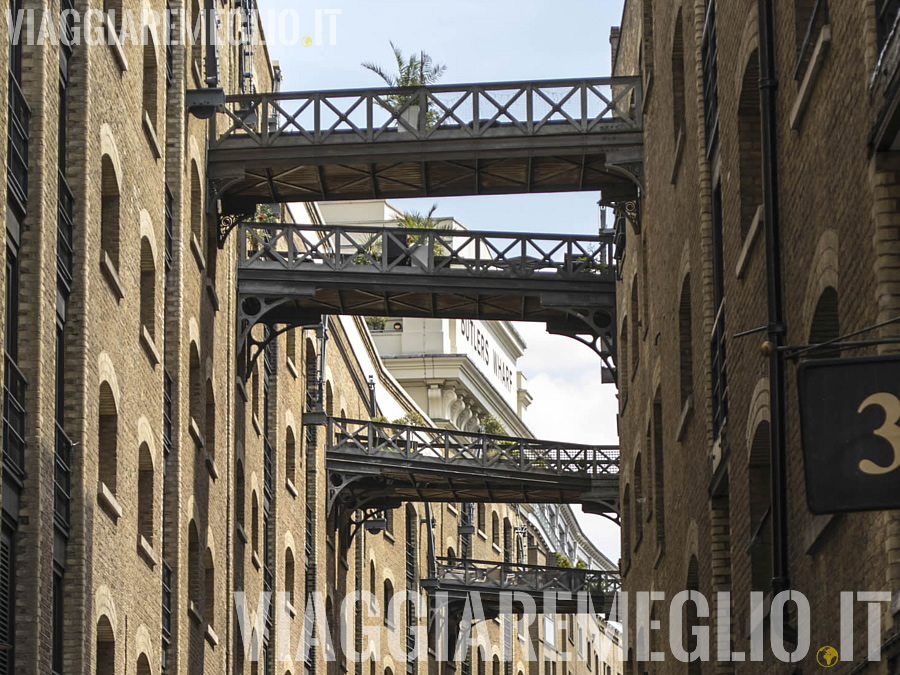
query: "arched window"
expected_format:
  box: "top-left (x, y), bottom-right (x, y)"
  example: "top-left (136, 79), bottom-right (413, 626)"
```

top-left (204, 547), bottom-right (215, 627)
top-left (285, 548), bottom-right (295, 606)
top-left (96, 615), bottom-right (115, 675)
top-left (748, 422), bottom-right (772, 592)
top-left (138, 443), bottom-right (154, 544)
top-left (384, 508), bottom-right (394, 537)
top-left (502, 518), bottom-right (512, 563)
top-left (476, 503), bottom-right (485, 532)
top-left (369, 561), bottom-right (377, 612)
top-left (101, 155), bottom-right (120, 271)
top-left (236, 461), bottom-right (245, 527)
top-left (98, 382), bottom-right (118, 494)
top-left (286, 426), bottom-right (297, 486)
top-left (492, 655), bottom-right (500, 675)
top-left (137, 653), bottom-right (151, 675)
top-left (325, 381), bottom-right (334, 417)
top-left (809, 287), bottom-right (839, 357)
top-left (383, 579), bottom-right (394, 627)
top-left (652, 389), bottom-right (665, 546)
top-left (190, 162), bottom-right (203, 247)
top-left (737, 50), bottom-right (762, 241)
top-left (672, 8), bottom-right (685, 141)
top-left (622, 484), bottom-right (632, 567)
top-left (140, 237), bottom-right (156, 339)
top-left (643, 0), bottom-right (654, 70)
top-left (142, 39), bottom-right (158, 127)
top-left (190, 0), bottom-right (202, 79)
top-left (286, 329), bottom-right (297, 366)
top-left (188, 521), bottom-right (201, 608)
top-left (251, 492), bottom-right (260, 554)
top-left (491, 512), bottom-right (499, 546)
top-left (620, 321), bottom-right (629, 404)
top-left (189, 345), bottom-right (202, 431)
top-left (679, 275), bottom-right (693, 407)
top-left (633, 453), bottom-right (644, 544)
top-left (205, 379), bottom-right (216, 459)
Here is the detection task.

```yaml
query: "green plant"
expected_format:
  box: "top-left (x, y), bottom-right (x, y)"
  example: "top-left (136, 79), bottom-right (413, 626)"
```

top-left (556, 553), bottom-right (573, 568)
top-left (365, 317), bottom-right (387, 331)
top-left (362, 42), bottom-right (447, 129)
top-left (478, 413), bottom-right (507, 436)
top-left (246, 204), bottom-right (280, 252)
top-left (576, 559), bottom-right (587, 570)
top-left (392, 204), bottom-right (452, 256)
top-left (393, 411), bottom-right (425, 427)
top-left (370, 415), bottom-right (389, 424)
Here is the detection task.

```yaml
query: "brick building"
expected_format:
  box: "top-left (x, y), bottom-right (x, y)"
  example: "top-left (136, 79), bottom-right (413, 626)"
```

top-left (613, 0), bottom-right (900, 672)
top-left (0, 2), bottom-right (623, 674)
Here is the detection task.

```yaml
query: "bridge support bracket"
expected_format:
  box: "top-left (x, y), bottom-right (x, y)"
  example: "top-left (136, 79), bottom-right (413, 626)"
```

top-left (543, 302), bottom-right (618, 382)
top-left (237, 294), bottom-right (317, 373)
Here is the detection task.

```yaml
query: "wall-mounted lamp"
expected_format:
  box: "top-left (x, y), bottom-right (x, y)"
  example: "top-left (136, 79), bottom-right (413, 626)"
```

top-left (393, 321), bottom-right (403, 331)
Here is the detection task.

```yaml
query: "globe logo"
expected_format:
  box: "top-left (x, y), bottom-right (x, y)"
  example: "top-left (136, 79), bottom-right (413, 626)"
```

top-left (301, 36), bottom-right (313, 48)
top-left (816, 646), bottom-right (839, 667)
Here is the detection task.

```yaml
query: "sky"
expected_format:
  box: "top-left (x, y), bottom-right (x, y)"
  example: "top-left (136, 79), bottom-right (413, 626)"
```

top-left (257, 0), bottom-right (625, 562)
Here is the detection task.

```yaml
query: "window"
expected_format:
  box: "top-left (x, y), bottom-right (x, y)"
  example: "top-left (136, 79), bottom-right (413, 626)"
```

top-left (138, 443), bottom-right (154, 544)
top-left (679, 275), bottom-right (693, 407)
top-left (190, 162), bottom-right (203, 248)
top-left (1, 523), bottom-right (16, 673)
top-left (384, 508), bottom-right (394, 538)
top-left (205, 380), bottom-right (216, 459)
top-left (189, 346), bottom-right (201, 431)
top-left (748, 423), bottom-right (772, 592)
top-left (619, 322), bottom-right (628, 405)
top-left (652, 390), bottom-right (665, 547)
top-left (286, 329), bottom-right (297, 366)
top-left (671, 8), bottom-right (685, 141)
top-left (477, 504), bottom-right (485, 532)
top-left (630, 280), bottom-right (639, 372)
top-left (286, 427), bottom-right (296, 486)
top-left (100, 155), bottom-right (120, 270)
top-left (204, 548), bottom-right (215, 627)
top-left (491, 512), bottom-right (499, 546)
top-left (190, 0), bottom-right (203, 79)
top-left (140, 237), bottom-right (156, 339)
top-left (98, 382), bottom-right (118, 494)
top-left (251, 493), bottom-right (260, 554)
top-left (95, 615), bottom-right (115, 675)
top-left (137, 654), bottom-right (151, 675)
top-left (383, 580), bottom-right (394, 627)
top-left (285, 548), bottom-right (295, 606)
top-left (642, 0), bottom-right (654, 71)
top-left (737, 51), bottom-right (762, 241)
top-left (143, 39), bottom-right (158, 127)
top-left (633, 454), bottom-right (644, 544)
top-left (236, 462), bottom-right (245, 527)
top-left (809, 287), bottom-right (840, 356)
top-left (710, 184), bottom-right (727, 440)
top-left (188, 521), bottom-right (201, 609)
top-left (877, 0), bottom-right (900, 53)
top-left (794, 0), bottom-right (829, 80)
top-left (622, 485), bottom-right (632, 565)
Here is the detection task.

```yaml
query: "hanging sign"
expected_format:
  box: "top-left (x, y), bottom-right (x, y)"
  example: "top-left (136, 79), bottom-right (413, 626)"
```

top-left (799, 355), bottom-right (900, 513)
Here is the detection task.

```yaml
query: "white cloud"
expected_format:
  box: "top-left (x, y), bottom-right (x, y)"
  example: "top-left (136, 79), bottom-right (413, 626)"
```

top-left (515, 323), bottom-right (621, 561)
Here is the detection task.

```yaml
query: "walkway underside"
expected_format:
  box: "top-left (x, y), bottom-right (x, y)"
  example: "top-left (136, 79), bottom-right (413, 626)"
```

top-left (237, 224), bottom-right (619, 369)
top-left (325, 418), bottom-right (620, 519)
top-left (209, 78), bottom-right (643, 211)
top-left (422, 558), bottom-right (621, 616)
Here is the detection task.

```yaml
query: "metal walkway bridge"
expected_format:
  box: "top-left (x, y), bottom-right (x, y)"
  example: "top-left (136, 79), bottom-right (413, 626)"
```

top-left (422, 557), bottom-right (621, 616)
top-left (237, 223), bottom-right (619, 373)
top-left (325, 417), bottom-right (620, 525)
top-left (208, 78), bottom-right (643, 217)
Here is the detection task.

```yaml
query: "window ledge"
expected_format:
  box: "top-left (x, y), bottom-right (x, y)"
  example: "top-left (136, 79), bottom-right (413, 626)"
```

top-left (106, 16), bottom-right (129, 72)
top-left (447, 504), bottom-right (459, 515)
top-left (477, 529), bottom-right (487, 541)
top-left (675, 394), bottom-right (694, 442)
top-left (287, 600), bottom-right (297, 619)
top-left (192, 59), bottom-right (204, 88)
top-left (804, 513), bottom-right (838, 554)
top-left (790, 25), bottom-right (831, 131)
top-left (189, 416), bottom-right (205, 450)
top-left (251, 413), bottom-right (262, 437)
top-left (491, 543), bottom-right (501, 554)
top-left (383, 531), bottom-right (395, 544)
top-left (286, 478), bottom-right (298, 498)
top-left (236, 522), bottom-right (248, 544)
top-left (205, 624), bottom-right (219, 648)
top-left (252, 550), bottom-right (261, 570)
top-left (653, 542), bottom-right (665, 570)
top-left (286, 357), bottom-right (299, 379)
top-left (188, 601), bottom-right (203, 625)
top-left (205, 279), bottom-right (220, 311)
top-left (137, 534), bottom-right (159, 569)
top-left (140, 325), bottom-right (161, 367)
top-left (101, 251), bottom-right (125, 300)
top-left (205, 454), bottom-right (219, 481)
top-left (143, 110), bottom-right (162, 159)
top-left (735, 205), bottom-right (764, 280)
top-left (98, 481), bottom-right (122, 521)
top-left (641, 67), bottom-right (654, 115)
top-left (670, 126), bottom-right (685, 185)
top-left (190, 233), bottom-right (206, 272)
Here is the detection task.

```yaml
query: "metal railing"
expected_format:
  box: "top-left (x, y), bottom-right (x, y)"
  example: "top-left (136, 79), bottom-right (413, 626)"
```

top-left (794, 0), bottom-right (829, 81)
top-left (240, 223), bottom-right (616, 282)
top-left (54, 423), bottom-right (73, 533)
top-left (430, 557), bottom-right (621, 597)
top-left (701, 0), bottom-right (719, 157)
top-left (878, 0), bottom-right (900, 53)
top-left (328, 417), bottom-right (619, 478)
top-left (710, 306), bottom-right (728, 441)
top-left (57, 171), bottom-right (74, 288)
top-left (3, 353), bottom-right (27, 481)
top-left (7, 75), bottom-right (31, 210)
top-left (214, 77), bottom-right (642, 147)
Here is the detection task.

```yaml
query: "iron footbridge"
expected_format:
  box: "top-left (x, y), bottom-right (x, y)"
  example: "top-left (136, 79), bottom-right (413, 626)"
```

top-left (325, 417), bottom-right (620, 528)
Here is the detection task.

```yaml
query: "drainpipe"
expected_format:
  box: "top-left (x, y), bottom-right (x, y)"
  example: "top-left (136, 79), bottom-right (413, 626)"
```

top-left (759, 0), bottom-right (790, 593)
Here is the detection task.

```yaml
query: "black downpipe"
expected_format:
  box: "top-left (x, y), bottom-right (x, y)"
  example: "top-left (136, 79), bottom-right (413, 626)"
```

top-left (758, 0), bottom-right (790, 593)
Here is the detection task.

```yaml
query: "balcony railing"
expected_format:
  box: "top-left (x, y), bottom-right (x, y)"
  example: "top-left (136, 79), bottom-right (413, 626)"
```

top-left (240, 223), bottom-right (616, 282)
top-left (701, 0), bottom-right (719, 158)
top-left (263, 440), bottom-right (273, 498)
top-left (328, 417), bottom-right (620, 478)
top-left (430, 557), bottom-right (622, 598)
top-left (3, 353), bottom-right (27, 481)
top-left (54, 422), bottom-right (73, 533)
top-left (7, 75), bottom-right (31, 211)
top-left (214, 77), bottom-right (642, 147)
top-left (57, 171), bottom-right (75, 288)
top-left (794, 0), bottom-right (829, 82)
top-left (162, 561), bottom-right (173, 638)
top-left (710, 306), bottom-right (728, 441)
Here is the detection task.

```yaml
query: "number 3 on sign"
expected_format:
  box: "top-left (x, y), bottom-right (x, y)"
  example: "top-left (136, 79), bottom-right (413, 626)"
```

top-left (857, 393), bottom-right (900, 475)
